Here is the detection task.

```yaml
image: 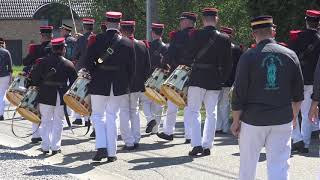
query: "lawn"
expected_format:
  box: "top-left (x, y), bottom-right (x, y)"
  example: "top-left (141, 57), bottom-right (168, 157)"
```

top-left (12, 66), bottom-right (23, 77)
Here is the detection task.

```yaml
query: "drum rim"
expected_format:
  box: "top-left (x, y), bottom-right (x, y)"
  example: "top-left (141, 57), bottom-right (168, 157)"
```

top-left (63, 94), bottom-right (91, 116)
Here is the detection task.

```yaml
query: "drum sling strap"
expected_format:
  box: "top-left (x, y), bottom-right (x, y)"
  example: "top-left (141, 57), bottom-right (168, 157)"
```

top-left (298, 32), bottom-right (320, 63)
top-left (97, 33), bottom-right (122, 64)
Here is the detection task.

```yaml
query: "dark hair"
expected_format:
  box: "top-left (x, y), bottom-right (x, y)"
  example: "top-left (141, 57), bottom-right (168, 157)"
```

top-left (152, 29), bottom-right (163, 36)
top-left (121, 26), bottom-right (135, 35)
top-left (306, 20), bottom-right (319, 29)
top-left (52, 45), bottom-right (64, 55)
top-left (83, 24), bottom-right (94, 31)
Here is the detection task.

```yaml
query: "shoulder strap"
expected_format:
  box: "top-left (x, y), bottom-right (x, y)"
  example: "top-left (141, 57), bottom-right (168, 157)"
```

top-left (193, 30), bottom-right (218, 63)
top-left (97, 33), bottom-right (122, 64)
top-left (298, 32), bottom-right (320, 60)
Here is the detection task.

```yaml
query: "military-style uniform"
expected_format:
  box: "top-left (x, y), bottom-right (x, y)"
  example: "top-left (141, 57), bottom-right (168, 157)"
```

top-left (217, 27), bottom-right (243, 134)
top-left (118, 21), bottom-right (151, 149)
top-left (288, 10), bottom-right (320, 151)
top-left (31, 38), bottom-right (77, 154)
top-left (60, 24), bottom-right (76, 60)
top-left (158, 12), bottom-right (198, 142)
top-left (71, 18), bottom-right (95, 125)
top-left (83, 12), bottom-right (134, 162)
top-left (186, 8), bottom-right (232, 156)
top-left (232, 16), bottom-right (304, 180)
top-left (143, 23), bottom-right (168, 134)
top-left (22, 26), bottom-right (53, 143)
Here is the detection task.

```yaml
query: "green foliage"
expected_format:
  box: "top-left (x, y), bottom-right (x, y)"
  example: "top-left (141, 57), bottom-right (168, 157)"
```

top-left (90, 0), bottom-right (252, 46)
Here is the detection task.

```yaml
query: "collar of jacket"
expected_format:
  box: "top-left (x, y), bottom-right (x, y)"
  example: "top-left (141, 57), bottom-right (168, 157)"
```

top-left (257, 38), bottom-right (276, 47)
top-left (203, 25), bottom-right (217, 31)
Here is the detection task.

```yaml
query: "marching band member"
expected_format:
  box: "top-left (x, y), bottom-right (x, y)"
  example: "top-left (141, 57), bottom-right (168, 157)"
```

top-left (59, 23), bottom-right (76, 60)
top-left (100, 22), bottom-right (107, 32)
top-left (157, 12), bottom-right (197, 143)
top-left (119, 20), bottom-right (151, 150)
top-left (144, 23), bottom-right (168, 134)
top-left (186, 8), bottom-right (232, 156)
top-left (288, 10), bottom-right (320, 153)
top-left (216, 27), bottom-right (243, 134)
top-left (83, 11), bottom-right (134, 162)
top-left (72, 18), bottom-right (95, 126)
top-left (0, 38), bottom-right (12, 121)
top-left (308, 57), bottom-right (320, 132)
top-left (231, 15), bottom-right (304, 180)
top-left (30, 37), bottom-right (77, 155)
top-left (23, 26), bottom-right (53, 144)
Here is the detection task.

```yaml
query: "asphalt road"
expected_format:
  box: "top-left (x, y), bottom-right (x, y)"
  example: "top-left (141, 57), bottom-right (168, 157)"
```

top-left (0, 103), bottom-right (319, 180)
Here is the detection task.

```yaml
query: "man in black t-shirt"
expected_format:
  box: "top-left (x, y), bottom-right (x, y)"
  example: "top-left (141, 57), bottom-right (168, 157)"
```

top-left (231, 15), bottom-right (304, 180)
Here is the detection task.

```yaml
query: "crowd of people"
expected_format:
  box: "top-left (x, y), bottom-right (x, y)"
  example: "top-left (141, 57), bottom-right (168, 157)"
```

top-left (0, 7), bottom-right (319, 180)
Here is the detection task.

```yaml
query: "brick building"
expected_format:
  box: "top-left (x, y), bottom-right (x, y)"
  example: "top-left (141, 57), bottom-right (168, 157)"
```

top-left (0, 0), bottom-right (92, 65)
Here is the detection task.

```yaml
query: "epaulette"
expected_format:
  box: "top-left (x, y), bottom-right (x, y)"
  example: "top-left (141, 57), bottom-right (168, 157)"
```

top-left (28, 44), bottom-right (38, 55)
top-left (169, 31), bottom-right (177, 41)
top-left (87, 34), bottom-right (97, 47)
top-left (251, 44), bottom-right (256, 48)
top-left (142, 40), bottom-right (150, 48)
top-left (188, 28), bottom-right (198, 38)
top-left (35, 58), bottom-right (43, 65)
top-left (278, 42), bottom-right (288, 47)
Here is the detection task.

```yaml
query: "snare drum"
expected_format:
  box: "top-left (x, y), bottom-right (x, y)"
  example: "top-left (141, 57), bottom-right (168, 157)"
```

top-left (17, 86), bottom-right (41, 124)
top-left (144, 68), bottom-right (168, 105)
top-left (63, 70), bottom-right (91, 116)
top-left (6, 75), bottom-right (28, 106)
top-left (161, 65), bottom-right (191, 108)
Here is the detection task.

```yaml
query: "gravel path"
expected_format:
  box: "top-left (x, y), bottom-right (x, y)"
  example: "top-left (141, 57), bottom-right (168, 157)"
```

top-left (0, 145), bottom-right (77, 180)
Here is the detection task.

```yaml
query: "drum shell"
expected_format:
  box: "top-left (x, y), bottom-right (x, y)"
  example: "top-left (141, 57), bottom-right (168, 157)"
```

top-left (6, 75), bottom-right (28, 106)
top-left (17, 86), bottom-right (41, 124)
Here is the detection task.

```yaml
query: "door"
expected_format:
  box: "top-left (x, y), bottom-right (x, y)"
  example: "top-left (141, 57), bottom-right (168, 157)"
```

top-left (5, 40), bottom-right (22, 65)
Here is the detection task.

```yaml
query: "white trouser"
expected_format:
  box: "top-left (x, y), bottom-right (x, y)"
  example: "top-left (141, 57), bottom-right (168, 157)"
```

top-left (0, 75), bottom-right (10, 116)
top-left (141, 94), bottom-right (162, 133)
top-left (291, 117), bottom-right (303, 143)
top-left (183, 106), bottom-right (192, 139)
top-left (39, 93), bottom-right (64, 151)
top-left (239, 122), bottom-right (292, 180)
top-left (188, 86), bottom-right (220, 149)
top-left (301, 85), bottom-right (319, 148)
top-left (163, 100), bottom-right (178, 135)
top-left (32, 123), bottom-right (42, 138)
top-left (119, 92), bottom-right (142, 146)
top-left (217, 87), bottom-right (231, 132)
top-left (91, 91), bottom-right (127, 157)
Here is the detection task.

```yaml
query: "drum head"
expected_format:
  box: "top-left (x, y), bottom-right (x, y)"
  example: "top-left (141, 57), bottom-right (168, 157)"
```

top-left (64, 94), bottom-right (91, 116)
top-left (161, 85), bottom-right (186, 108)
top-left (17, 107), bottom-right (41, 124)
top-left (6, 91), bottom-right (24, 107)
top-left (144, 88), bottom-right (166, 105)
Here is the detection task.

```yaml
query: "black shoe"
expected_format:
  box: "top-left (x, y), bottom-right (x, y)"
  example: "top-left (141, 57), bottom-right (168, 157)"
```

top-left (299, 148), bottom-right (309, 154)
top-left (157, 132), bottom-right (174, 141)
top-left (107, 156), bottom-right (117, 162)
top-left (146, 119), bottom-right (157, 133)
top-left (0, 115), bottom-right (4, 121)
top-left (42, 149), bottom-right (49, 154)
top-left (215, 130), bottom-right (223, 134)
top-left (122, 145), bottom-right (135, 151)
top-left (85, 121), bottom-right (91, 127)
top-left (92, 148), bottom-right (107, 162)
top-left (188, 146), bottom-right (203, 156)
top-left (90, 130), bottom-right (96, 138)
top-left (134, 143), bottom-right (139, 149)
top-left (52, 149), bottom-right (61, 155)
top-left (31, 137), bottom-right (42, 144)
top-left (184, 139), bottom-right (191, 144)
top-left (202, 148), bottom-right (211, 156)
top-left (72, 119), bottom-right (82, 125)
top-left (291, 141), bottom-right (304, 152)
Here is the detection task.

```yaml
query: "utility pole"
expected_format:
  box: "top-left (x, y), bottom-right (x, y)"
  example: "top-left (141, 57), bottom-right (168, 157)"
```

top-left (146, 0), bottom-right (158, 41)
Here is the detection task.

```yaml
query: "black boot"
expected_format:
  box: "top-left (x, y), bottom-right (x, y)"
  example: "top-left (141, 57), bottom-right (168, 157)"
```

top-left (184, 139), bottom-right (191, 144)
top-left (31, 137), bottom-right (42, 144)
top-left (52, 149), bottom-right (61, 155)
top-left (146, 119), bottom-right (157, 133)
top-left (72, 119), bottom-right (82, 125)
top-left (157, 132), bottom-right (173, 141)
top-left (90, 130), bottom-right (96, 139)
top-left (107, 156), bottom-right (117, 162)
top-left (92, 148), bottom-right (107, 162)
top-left (188, 146), bottom-right (203, 156)
top-left (0, 115), bottom-right (4, 121)
top-left (202, 148), bottom-right (211, 156)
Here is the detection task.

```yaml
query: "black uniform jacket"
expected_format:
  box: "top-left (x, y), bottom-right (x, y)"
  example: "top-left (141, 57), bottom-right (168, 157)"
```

top-left (163, 27), bottom-right (196, 72)
top-left (312, 58), bottom-right (320, 101)
top-left (289, 29), bottom-right (320, 85)
top-left (64, 34), bottom-right (77, 60)
top-left (72, 32), bottom-right (92, 71)
top-left (22, 41), bottom-right (51, 73)
top-left (83, 29), bottom-right (134, 96)
top-left (186, 26), bottom-right (232, 90)
top-left (149, 39), bottom-right (168, 72)
top-left (232, 38), bottom-right (304, 126)
top-left (30, 54), bottom-right (77, 106)
top-left (224, 43), bottom-right (243, 87)
top-left (130, 38), bottom-right (151, 93)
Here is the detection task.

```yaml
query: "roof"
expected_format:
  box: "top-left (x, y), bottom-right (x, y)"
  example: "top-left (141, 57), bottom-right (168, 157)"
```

top-left (0, 0), bottom-right (93, 19)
